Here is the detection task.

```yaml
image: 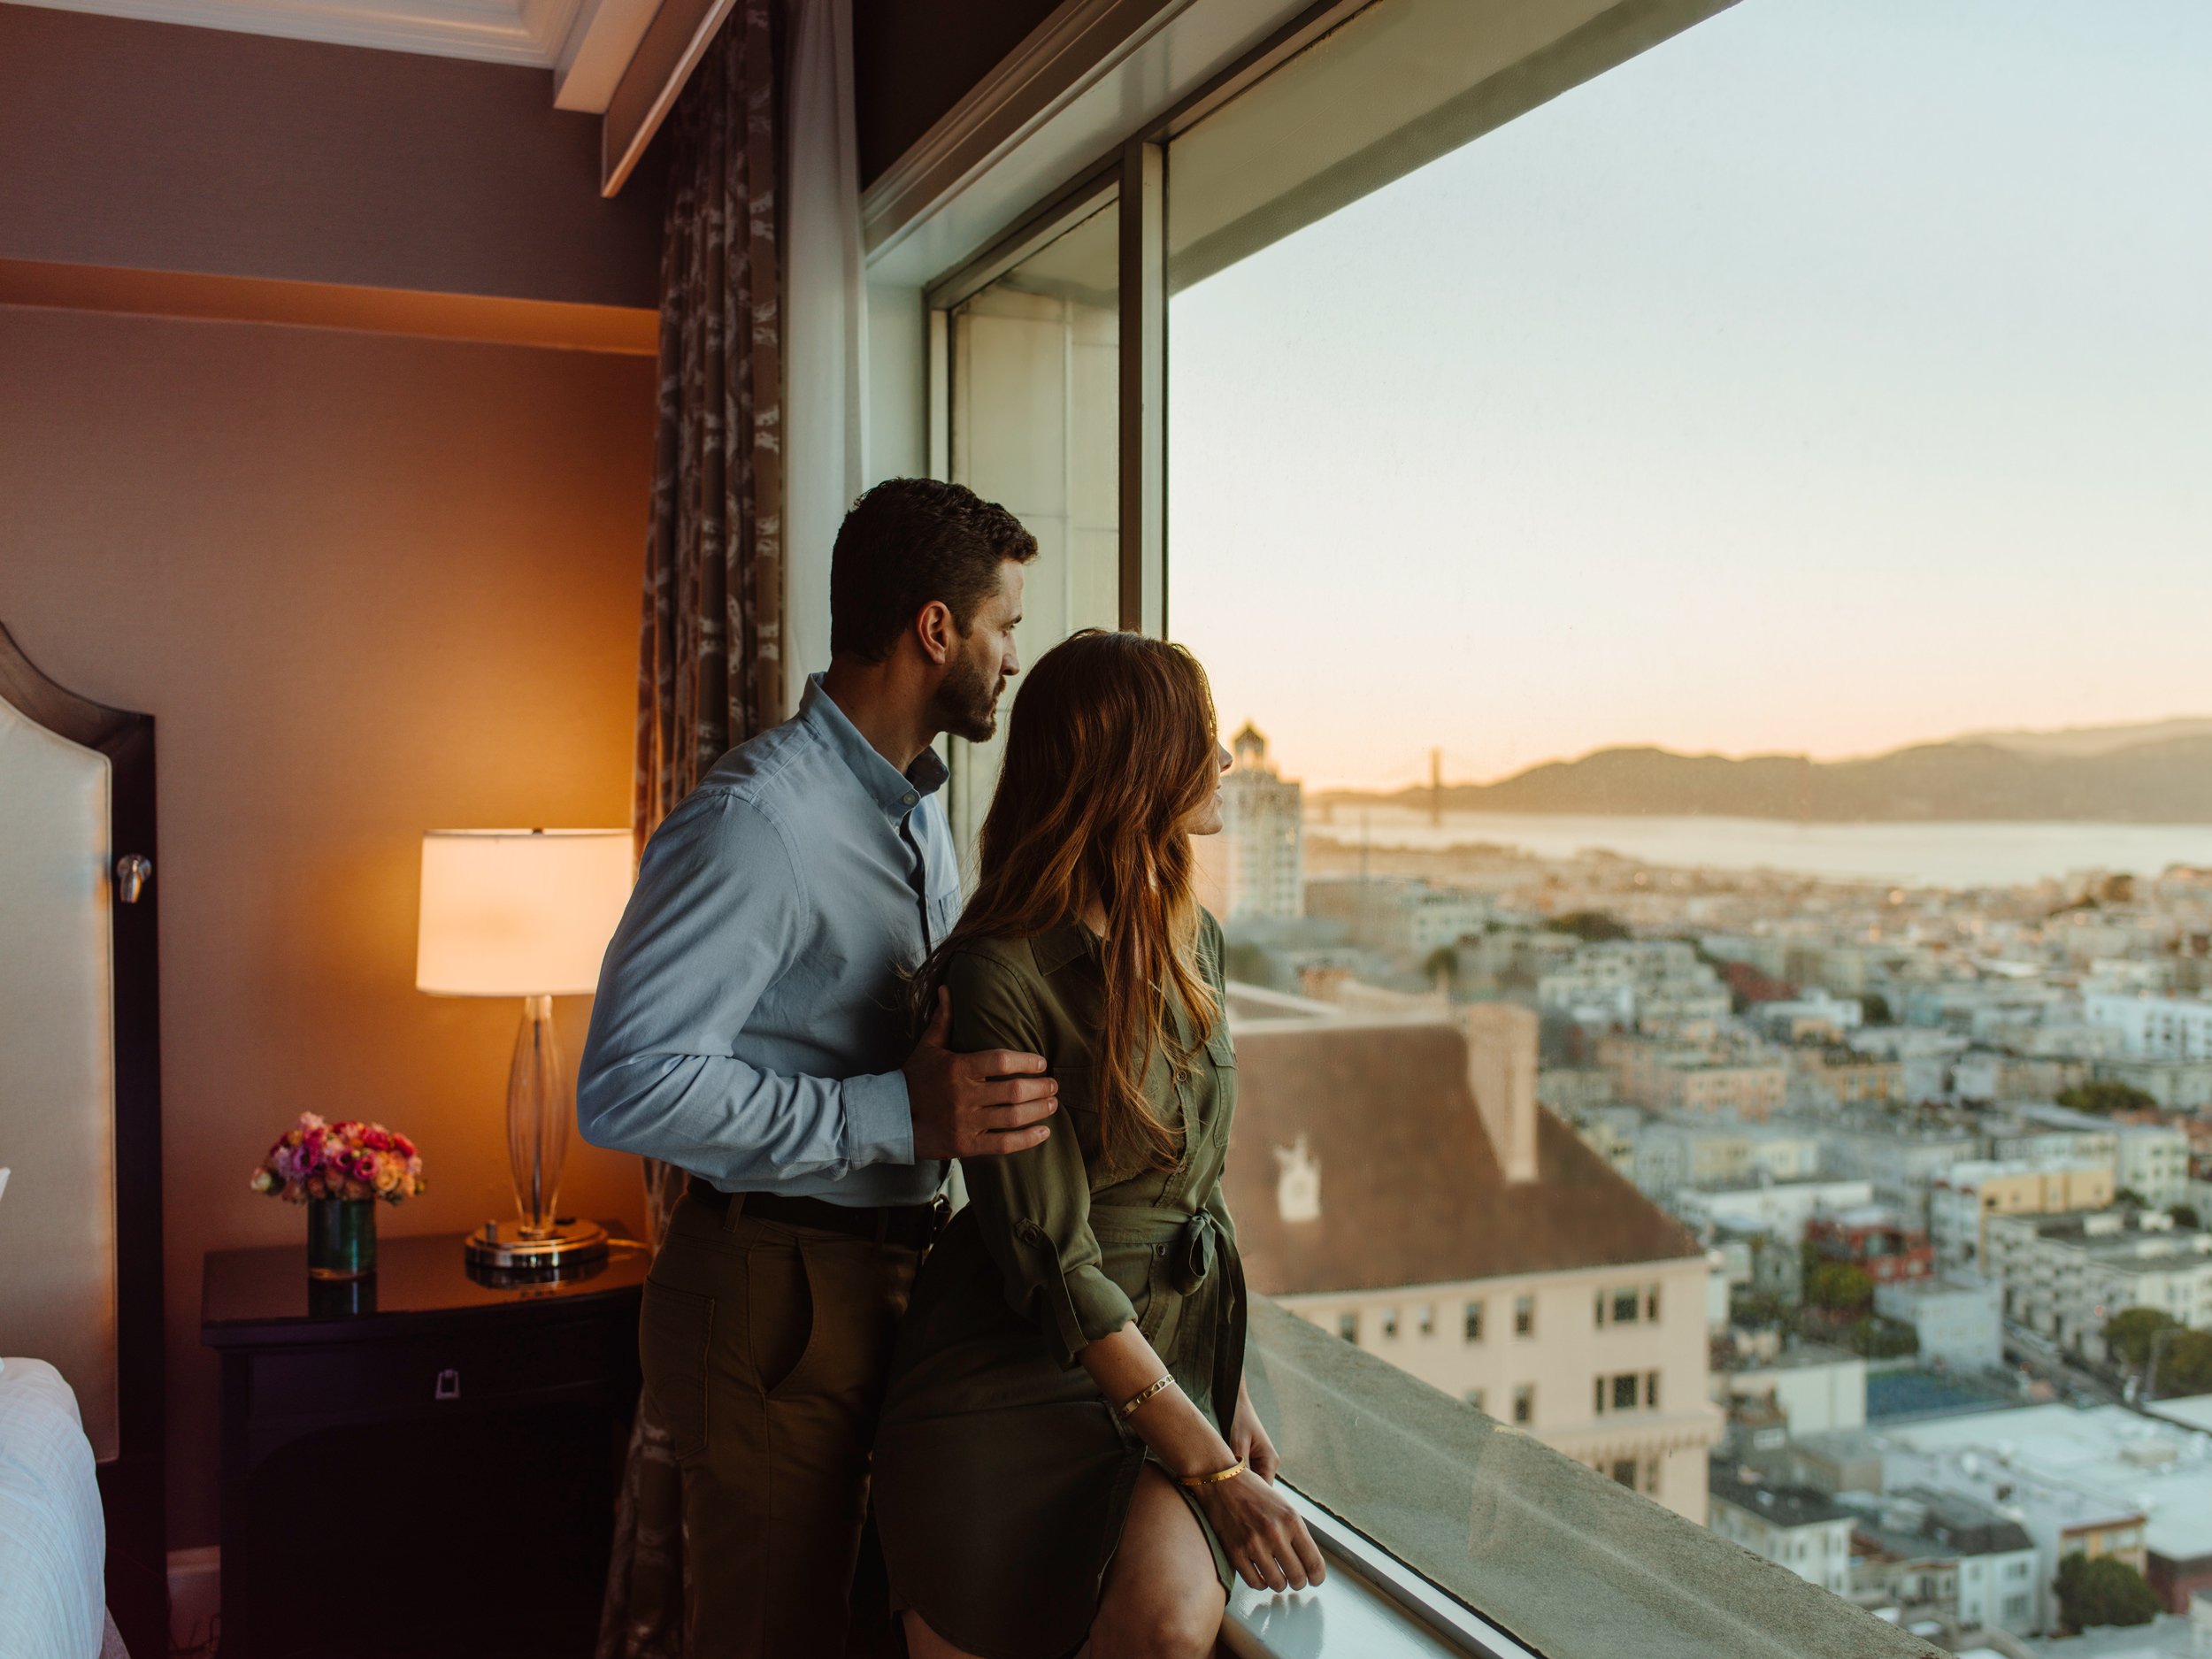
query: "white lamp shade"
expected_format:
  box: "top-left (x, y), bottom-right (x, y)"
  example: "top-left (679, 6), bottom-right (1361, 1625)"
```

top-left (415, 830), bottom-right (633, 996)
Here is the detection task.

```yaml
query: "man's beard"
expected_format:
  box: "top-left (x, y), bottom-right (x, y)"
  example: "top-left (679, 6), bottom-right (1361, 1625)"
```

top-left (930, 649), bottom-right (1005, 744)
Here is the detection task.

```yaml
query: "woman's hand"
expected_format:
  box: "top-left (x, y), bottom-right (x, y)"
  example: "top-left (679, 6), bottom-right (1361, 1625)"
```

top-left (1228, 1381), bottom-right (1280, 1483)
top-left (1192, 1467), bottom-right (1326, 1594)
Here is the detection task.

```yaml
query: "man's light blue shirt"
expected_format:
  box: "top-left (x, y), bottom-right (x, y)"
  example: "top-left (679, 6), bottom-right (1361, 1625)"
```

top-left (577, 674), bottom-right (958, 1206)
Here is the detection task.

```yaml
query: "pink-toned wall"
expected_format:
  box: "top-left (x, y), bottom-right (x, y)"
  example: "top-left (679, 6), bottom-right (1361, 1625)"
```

top-left (0, 4), bottom-right (662, 306)
top-left (0, 304), bottom-right (657, 1549)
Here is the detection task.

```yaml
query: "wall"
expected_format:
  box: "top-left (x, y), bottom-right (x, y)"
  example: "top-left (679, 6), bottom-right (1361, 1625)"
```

top-left (0, 5), bottom-right (664, 1552)
top-left (0, 305), bottom-right (656, 1548)
top-left (0, 4), bottom-right (661, 306)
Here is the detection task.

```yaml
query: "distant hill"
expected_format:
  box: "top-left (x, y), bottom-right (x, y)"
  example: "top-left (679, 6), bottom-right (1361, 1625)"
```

top-left (1959, 717), bottom-right (2212, 759)
top-left (1322, 731), bottom-right (2212, 824)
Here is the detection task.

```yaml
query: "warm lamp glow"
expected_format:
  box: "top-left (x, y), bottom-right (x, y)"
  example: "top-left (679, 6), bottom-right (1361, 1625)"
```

top-left (415, 830), bottom-right (632, 997)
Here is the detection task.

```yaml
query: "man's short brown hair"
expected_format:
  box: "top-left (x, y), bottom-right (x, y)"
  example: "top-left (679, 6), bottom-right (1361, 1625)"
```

top-left (829, 479), bottom-right (1039, 664)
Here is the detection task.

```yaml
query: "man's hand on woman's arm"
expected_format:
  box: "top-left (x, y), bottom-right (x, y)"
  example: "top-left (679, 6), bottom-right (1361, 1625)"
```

top-left (905, 987), bottom-right (1058, 1160)
top-left (1080, 1325), bottom-right (1325, 1594)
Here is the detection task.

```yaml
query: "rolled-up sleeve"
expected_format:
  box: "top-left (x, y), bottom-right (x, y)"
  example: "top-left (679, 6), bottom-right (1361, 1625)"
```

top-left (946, 950), bottom-right (1134, 1366)
top-left (576, 792), bottom-right (912, 1182)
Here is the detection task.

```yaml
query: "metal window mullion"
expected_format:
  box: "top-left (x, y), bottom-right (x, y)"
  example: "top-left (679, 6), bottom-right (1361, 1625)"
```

top-left (1118, 138), bottom-right (1165, 636)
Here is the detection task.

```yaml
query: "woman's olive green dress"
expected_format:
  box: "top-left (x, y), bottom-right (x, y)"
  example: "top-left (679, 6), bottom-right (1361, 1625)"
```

top-left (872, 912), bottom-right (1245, 1659)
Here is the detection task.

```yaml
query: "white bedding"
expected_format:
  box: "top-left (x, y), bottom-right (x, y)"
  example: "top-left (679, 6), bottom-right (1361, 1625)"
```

top-left (0, 1358), bottom-right (106, 1659)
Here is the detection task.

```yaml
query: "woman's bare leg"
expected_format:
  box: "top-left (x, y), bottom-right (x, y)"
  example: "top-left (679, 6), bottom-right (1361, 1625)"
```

top-left (1089, 1465), bottom-right (1230, 1659)
top-left (902, 1609), bottom-right (985, 1659)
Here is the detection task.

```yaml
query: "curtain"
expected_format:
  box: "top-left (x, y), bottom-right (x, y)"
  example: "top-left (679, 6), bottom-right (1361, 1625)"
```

top-left (598, 8), bottom-right (785, 1656)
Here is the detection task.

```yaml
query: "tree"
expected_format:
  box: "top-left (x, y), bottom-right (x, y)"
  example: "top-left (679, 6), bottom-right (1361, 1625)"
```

top-left (1224, 941), bottom-right (1278, 990)
top-left (2055, 1079), bottom-right (2159, 1116)
top-left (1806, 1262), bottom-right (1873, 1317)
top-left (1424, 945), bottom-right (1460, 992)
top-left (1547, 910), bottom-right (1630, 943)
top-left (2113, 1187), bottom-right (2150, 1210)
top-left (2170, 1203), bottom-right (2200, 1230)
top-left (1858, 993), bottom-right (1894, 1025)
top-left (2055, 1553), bottom-right (2158, 1632)
top-left (2156, 1329), bottom-right (2212, 1396)
top-left (2103, 1308), bottom-right (2180, 1370)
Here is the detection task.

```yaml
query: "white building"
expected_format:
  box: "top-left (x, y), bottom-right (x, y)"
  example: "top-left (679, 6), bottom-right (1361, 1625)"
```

top-left (1708, 1469), bottom-right (1855, 1597)
top-left (1984, 1210), bottom-right (2212, 1360)
top-left (1674, 1179), bottom-right (1874, 1243)
top-left (1217, 722), bottom-right (1303, 921)
top-left (1872, 1277), bottom-right (2003, 1373)
top-left (1303, 874), bottom-right (1487, 956)
top-left (1537, 940), bottom-right (1731, 1035)
top-left (1754, 989), bottom-right (1865, 1041)
top-left (1837, 1487), bottom-right (2040, 1636)
top-left (1718, 1343), bottom-right (1868, 1437)
top-left (2089, 992), bottom-right (2212, 1062)
top-left (2117, 1122), bottom-right (2195, 1209)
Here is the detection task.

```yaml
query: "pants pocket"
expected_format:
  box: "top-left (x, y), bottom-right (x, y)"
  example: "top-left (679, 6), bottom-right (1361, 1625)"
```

top-left (751, 1235), bottom-right (818, 1398)
top-left (639, 1279), bottom-right (714, 1462)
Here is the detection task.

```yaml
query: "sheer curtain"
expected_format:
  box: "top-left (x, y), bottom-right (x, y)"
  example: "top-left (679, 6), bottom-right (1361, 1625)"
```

top-left (598, 1), bottom-right (867, 1652)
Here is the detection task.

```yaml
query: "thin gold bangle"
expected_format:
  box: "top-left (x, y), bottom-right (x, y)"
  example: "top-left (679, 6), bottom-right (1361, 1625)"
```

top-left (1118, 1375), bottom-right (1176, 1419)
top-left (1177, 1456), bottom-right (1248, 1488)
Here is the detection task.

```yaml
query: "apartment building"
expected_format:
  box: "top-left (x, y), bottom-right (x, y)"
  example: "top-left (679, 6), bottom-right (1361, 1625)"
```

top-left (1928, 1159), bottom-right (2116, 1269)
top-left (2116, 1122), bottom-right (2195, 1208)
top-left (1984, 1210), bottom-right (2212, 1360)
top-left (1673, 1179), bottom-right (1876, 1241)
top-left (1793, 1048), bottom-right (1906, 1109)
top-left (1808, 1209), bottom-right (1934, 1286)
top-left (1707, 1469), bottom-right (1855, 1596)
top-left (1599, 1032), bottom-right (1788, 1120)
top-left (1872, 1279), bottom-right (2004, 1373)
top-left (1227, 1002), bottom-right (1722, 1522)
top-left (2088, 992), bottom-right (2212, 1062)
top-left (1839, 1489), bottom-right (2040, 1635)
top-left (1303, 874), bottom-right (1487, 956)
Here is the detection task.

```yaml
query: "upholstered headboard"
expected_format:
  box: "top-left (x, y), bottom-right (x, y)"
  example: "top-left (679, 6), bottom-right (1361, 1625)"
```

top-left (0, 621), bottom-right (166, 1655)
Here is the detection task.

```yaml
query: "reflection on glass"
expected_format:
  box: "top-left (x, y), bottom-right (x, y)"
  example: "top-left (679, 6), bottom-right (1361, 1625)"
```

top-left (945, 201), bottom-right (1121, 851)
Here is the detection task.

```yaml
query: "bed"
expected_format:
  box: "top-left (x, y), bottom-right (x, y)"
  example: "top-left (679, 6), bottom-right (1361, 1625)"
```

top-left (0, 621), bottom-right (166, 1659)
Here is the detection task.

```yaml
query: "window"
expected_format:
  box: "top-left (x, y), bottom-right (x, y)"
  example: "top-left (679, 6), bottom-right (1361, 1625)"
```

top-left (1417, 1302), bottom-right (1435, 1337)
top-left (1647, 1285), bottom-right (1662, 1323)
top-left (1594, 1376), bottom-right (1606, 1417)
top-left (1610, 1458), bottom-right (1639, 1490)
top-left (1463, 1300), bottom-right (1484, 1342)
top-left (1613, 1373), bottom-right (1640, 1411)
top-left (1379, 1307), bottom-right (1400, 1340)
top-left (1646, 1371), bottom-right (1661, 1409)
top-left (1612, 1287), bottom-right (1641, 1325)
top-left (1514, 1294), bottom-right (1533, 1337)
top-left (1337, 1310), bottom-right (1358, 1345)
top-left (1512, 1384), bottom-right (1532, 1426)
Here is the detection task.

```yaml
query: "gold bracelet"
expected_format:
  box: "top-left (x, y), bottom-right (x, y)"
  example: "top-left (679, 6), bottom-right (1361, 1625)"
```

top-left (1118, 1375), bottom-right (1177, 1419)
top-left (1177, 1456), bottom-right (1248, 1488)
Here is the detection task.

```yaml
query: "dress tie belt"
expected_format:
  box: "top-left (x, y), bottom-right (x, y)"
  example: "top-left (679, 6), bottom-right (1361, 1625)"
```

top-left (1087, 1205), bottom-right (1224, 1297)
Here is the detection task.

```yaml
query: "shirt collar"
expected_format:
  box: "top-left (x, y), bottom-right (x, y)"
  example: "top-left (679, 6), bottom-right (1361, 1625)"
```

top-left (801, 672), bottom-right (949, 825)
top-left (1031, 920), bottom-right (1102, 977)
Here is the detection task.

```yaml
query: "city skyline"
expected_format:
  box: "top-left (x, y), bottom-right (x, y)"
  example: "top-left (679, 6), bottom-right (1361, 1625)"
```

top-left (1168, 0), bottom-right (2212, 791)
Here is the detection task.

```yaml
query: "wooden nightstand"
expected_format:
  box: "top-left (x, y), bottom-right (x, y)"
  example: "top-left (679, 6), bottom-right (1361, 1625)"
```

top-left (202, 1227), bottom-right (647, 1659)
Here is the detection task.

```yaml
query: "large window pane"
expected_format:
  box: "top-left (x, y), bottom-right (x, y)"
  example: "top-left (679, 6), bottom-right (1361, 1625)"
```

top-left (943, 201), bottom-right (1121, 851)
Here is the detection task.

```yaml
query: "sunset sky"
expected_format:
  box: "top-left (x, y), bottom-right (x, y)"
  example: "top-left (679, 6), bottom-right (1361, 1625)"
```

top-left (1167, 0), bottom-right (2212, 791)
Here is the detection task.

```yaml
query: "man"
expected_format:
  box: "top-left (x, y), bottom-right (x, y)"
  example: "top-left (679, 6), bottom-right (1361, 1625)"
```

top-left (578, 477), bottom-right (1056, 1657)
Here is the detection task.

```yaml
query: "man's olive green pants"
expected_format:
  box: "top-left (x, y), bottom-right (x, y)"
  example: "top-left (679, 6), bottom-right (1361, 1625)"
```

top-left (639, 1189), bottom-right (919, 1657)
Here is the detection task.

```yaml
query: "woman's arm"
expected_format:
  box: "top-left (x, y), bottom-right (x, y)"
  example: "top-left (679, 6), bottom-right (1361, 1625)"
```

top-left (1080, 1325), bottom-right (1324, 1592)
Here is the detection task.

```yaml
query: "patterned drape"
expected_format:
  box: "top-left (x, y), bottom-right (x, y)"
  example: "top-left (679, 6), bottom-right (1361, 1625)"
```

top-left (599, 10), bottom-right (785, 1657)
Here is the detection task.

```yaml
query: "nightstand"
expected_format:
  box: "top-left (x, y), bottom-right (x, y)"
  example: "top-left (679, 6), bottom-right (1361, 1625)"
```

top-left (202, 1227), bottom-right (647, 1659)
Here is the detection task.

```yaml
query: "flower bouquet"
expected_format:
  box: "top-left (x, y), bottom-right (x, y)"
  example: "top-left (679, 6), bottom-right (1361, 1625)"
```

top-left (251, 1112), bottom-right (425, 1279)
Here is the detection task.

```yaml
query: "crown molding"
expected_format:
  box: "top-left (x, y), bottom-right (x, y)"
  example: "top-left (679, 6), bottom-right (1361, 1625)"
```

top-left (860, 0), bottom-right (1194, 260)
top-left (5, 0), bottom-right (572, 68)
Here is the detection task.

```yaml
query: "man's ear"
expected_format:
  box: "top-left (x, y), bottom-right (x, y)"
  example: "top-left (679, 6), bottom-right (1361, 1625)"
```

top-left (913, 599), bottom-right (956, 667)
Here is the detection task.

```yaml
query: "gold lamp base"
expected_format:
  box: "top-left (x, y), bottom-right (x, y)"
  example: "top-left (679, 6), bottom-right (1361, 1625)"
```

top-left (464, 1215), bottom-right (610, 1271)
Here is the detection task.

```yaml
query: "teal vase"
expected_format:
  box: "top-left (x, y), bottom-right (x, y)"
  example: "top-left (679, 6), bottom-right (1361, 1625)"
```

top-left (306, 1198), bottom-right (377, 1280)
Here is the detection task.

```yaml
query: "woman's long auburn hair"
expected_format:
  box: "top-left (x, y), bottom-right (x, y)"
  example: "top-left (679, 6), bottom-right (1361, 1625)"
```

top-left (917, 629), bottom-right (1221, 1172)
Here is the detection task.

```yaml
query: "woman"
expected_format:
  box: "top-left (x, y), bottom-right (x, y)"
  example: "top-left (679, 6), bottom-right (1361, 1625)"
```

top-left (872, 629), bottom-right (1325, 1659)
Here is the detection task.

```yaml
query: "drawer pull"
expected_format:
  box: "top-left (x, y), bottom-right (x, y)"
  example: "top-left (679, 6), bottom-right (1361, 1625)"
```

top-left (434, 1368), bottom-right (461, 1401)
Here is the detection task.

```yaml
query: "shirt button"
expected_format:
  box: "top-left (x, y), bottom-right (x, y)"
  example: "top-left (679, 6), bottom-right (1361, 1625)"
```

top-left (902, 792), bottom-right (918, 806)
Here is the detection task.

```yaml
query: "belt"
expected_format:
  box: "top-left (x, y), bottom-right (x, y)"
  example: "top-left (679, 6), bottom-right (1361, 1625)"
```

top-left (685, 1179), bottom-right (945, 1248)
top-left (1087, 1205), bottom-right (1227, 1297)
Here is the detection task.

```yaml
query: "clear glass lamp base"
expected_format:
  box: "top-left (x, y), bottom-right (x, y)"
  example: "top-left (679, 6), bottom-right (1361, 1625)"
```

top-left (464, 994), bottom-right (609, 1271)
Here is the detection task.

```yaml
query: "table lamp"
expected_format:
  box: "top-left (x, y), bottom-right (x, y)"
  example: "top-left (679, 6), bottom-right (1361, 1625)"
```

top-left (416, 829), bottom-right (632, 1270)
